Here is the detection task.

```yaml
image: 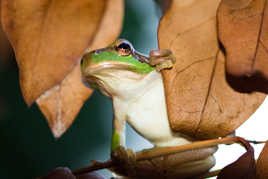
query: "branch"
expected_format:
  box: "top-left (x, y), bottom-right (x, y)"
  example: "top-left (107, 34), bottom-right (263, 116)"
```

top-left (72, 136), bottom-right (264, 176)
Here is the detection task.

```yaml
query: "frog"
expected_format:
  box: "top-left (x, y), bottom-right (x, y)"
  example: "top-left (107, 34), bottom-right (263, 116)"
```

top-left (80, 39), bottom-right (217, 178)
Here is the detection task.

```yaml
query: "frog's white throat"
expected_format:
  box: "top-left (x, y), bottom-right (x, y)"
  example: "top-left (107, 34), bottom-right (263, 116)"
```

top-left (91, 68), bottom-right (192, 147)
top-left (89, 68), bottom-right (160, 100)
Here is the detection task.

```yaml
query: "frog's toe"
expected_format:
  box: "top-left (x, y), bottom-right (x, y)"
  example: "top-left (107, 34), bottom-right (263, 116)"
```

top-left (149, 49), bottom-right (176, 71)
top-left (110, 146), bottom-right (137, 177)
top-left (155, 59), bottom-right (174, 71)
top-left (150, 49), bottom-right (172, 57)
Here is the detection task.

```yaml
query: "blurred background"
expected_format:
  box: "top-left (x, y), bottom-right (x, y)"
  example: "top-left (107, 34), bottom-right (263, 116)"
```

top-left (0, 0), bottom-right (267, 178)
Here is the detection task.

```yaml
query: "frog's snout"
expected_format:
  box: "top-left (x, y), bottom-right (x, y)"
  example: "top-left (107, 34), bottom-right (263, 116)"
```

top-left (80, 53), bottom-right (93, 74)
top-left (80, 56), bottom-right (87, 72)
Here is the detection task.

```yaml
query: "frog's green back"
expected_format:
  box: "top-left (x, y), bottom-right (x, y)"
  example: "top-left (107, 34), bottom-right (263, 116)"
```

top-left (89, 51), bottom-right (155, 74)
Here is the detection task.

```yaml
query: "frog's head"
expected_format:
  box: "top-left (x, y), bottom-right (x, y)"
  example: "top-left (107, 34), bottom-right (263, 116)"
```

top-left (81, 39), bottom-right (155, 97)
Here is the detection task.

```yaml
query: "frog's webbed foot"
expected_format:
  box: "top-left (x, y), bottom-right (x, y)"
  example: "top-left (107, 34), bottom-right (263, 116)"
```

top-left (110, 145), bottom-right (217, 179)
top-left (149, 49), bottom-right (176, 71)
top-left (111, 146), bottom-right (137, 177)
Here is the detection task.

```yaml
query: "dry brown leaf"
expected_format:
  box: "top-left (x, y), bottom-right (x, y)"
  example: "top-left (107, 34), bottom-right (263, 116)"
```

top-left (158, 0), bottom-right (266, 139)
top-left (217, 140), bottom-right (256, 179)
top-left (218, 0), bottom-right (268, 93)
top-left (2, 0), bottom-right (123, 137)
top-left (36, 64), bottom-right (93, 138)
top-left (36, 0), bottom-right (123, 137)
top-left (89, 0), bottom-right (124, 50)
top-left (1, 0), bottom-right (105, 106)
top-left (256, 141), bottom-right (268, 179)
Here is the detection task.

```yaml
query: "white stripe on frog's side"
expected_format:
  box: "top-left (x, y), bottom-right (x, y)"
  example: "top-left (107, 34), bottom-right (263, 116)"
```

top-left (110, 70), bottom-right (192, 147)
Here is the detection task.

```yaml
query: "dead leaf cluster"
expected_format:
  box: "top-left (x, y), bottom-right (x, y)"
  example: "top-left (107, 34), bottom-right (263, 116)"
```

top-left (1, 0), bottom-right (123, 137)
top-left (217, 140), bottom-right (268, 179)
top-left (218, 0), bottom-right (268, 93)
top-left (71, 137), bottom-right (268, 179)
top-left (159, 0), bottom-right (266, 139)
top-left (2, 0), bottom-right (266, 141)
top-left (2, 0), bottom-right (268, 178)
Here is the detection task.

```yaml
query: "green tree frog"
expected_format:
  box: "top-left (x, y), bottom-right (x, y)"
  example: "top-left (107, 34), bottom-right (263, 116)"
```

top-left (81, 39), bottom-right (217, 178)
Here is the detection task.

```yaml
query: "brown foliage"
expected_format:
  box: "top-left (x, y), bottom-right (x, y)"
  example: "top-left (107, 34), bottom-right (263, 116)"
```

top-left (256, 141), bottom-right (268, 179)
top-left (36, 65), bottom-right (93, 137)
top-left (36, 0), bottom-right (124, 137)
top-left (2, 0), bottom-right (105, 106)
top-left (158, 0), bottom-right (266, 139)
top-left (1, 0), bottom-right (123, 137)
top-left (218, 0), bottom-right (268, 93)
top-left (218, 140), bottom-right (256, 179)
top-left (2, 0), bottom-right (268, 177)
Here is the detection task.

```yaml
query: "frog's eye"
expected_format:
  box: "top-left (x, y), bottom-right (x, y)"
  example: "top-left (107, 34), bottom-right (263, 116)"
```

top-left (116, 42), bottom-right (132, 56)
top-left (118, 42), bottom-right (131, 50)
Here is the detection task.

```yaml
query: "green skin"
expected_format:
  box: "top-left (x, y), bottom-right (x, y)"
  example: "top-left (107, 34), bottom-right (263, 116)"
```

top-left (81, 39), bottom-right (217, 178)
top-left (83, 51), bottom-right (155, 74)
top-left (81, 41), bottom-right (156, 151)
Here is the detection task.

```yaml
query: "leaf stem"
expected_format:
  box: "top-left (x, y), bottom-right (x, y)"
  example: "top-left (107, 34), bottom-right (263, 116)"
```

top-left (247, 140), bottom-right (266, 144)
top-left (72, 137), bottom-right (262, 176)
top-left (136, 136), bottom-right (250, 160)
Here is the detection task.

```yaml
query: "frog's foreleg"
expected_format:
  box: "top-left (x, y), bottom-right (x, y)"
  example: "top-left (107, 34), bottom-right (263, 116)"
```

top-left (110, 101), bottom-right (137, 178)
top-left (111, 114), bottom-right (126, 152)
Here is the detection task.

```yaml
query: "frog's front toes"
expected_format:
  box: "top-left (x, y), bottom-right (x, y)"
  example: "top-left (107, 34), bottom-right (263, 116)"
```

top-left (111, 146), bottom-right (137, 177)
top-left (149, 49), bottom-right (176, 71)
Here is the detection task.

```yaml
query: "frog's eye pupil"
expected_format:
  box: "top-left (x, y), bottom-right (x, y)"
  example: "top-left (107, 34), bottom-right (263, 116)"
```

top-left (118, 43), bottom-right (131, 50)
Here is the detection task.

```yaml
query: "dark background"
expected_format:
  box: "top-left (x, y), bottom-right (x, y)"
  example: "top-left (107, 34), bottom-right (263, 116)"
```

top-left (0, 0), bottom-right (160, 178)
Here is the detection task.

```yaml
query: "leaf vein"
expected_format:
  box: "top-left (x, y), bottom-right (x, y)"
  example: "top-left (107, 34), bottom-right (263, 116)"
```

top-left (194, 50), bottom-right (219, 137)
top-left (251, 0), bottom-right (267, 72)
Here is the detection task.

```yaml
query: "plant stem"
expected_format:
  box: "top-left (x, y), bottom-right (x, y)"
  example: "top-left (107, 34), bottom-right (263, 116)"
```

top-left (72, 136), bottom-right (259, 176)
top-left (136, 136), bottom-right (250, 160)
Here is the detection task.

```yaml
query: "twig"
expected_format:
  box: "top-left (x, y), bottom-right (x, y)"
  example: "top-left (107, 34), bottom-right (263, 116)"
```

top-left (72, 137), bottom-right (261, 176)
top-left (136, 137), bottom-right (250, 160)
top-left (248, 140), bottom-right (266, 144)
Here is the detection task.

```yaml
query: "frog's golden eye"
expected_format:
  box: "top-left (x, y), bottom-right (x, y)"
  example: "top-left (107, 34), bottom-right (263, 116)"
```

top-left (116, 42), bottom-right (132, 56)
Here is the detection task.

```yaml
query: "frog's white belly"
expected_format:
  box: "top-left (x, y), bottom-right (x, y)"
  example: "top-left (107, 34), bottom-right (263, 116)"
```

top-left (113, 70), bottom-right (192, 147)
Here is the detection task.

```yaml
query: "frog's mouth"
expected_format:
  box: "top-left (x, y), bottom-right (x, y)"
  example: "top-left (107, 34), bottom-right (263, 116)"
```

top-left (82, 61), bottom-right (135, 76)
top-left (81, 61), bottom-right (136, 97)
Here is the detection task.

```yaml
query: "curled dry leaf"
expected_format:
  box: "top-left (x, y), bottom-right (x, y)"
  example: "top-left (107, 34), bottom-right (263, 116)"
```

top-left (256, 141), bottom-right (268, 179)
top-left (36, 64), bottom-right (93, 138)
top-left (36, 0), bottom-right (124, 137)
top-left (111, 146), bottom-right (217, 179)
top-left (218, 0), bottom-right (268, 93)
top-left (1, 0), bottom-right (123, 137)
top-left (217, 140), bottom-right (256, 179)
top-left (37, 0), bottom-right (123, 137)
top-left (158, 0), bottom-right (266, 139)
top-left (1, 0), bottom-right (106, 106)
